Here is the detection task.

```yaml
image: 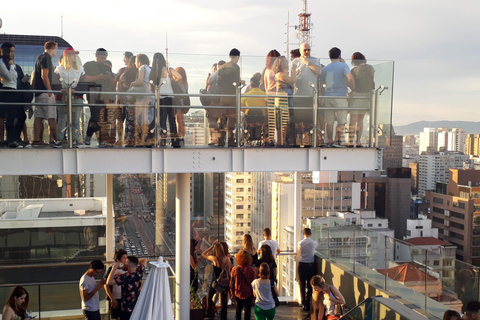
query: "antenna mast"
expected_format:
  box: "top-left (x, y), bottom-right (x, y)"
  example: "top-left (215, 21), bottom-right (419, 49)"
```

top-left (297, 0), bottom-right (312, 46)
top-left (61, 15), bottom-right (63, 38)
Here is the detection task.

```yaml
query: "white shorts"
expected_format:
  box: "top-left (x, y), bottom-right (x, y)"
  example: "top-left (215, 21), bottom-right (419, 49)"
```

top-left (35, 93), bottom-right (57, 119)
top-left (324, 98), bottom-right (348, 125)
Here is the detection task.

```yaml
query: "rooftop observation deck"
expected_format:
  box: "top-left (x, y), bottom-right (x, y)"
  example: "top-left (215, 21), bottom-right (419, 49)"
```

top-left (0, 50), bottom-right (393, 176)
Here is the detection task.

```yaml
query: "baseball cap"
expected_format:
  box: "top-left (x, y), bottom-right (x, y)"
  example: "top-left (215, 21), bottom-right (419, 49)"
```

top-left (63, 47), bottom-right (79, 57)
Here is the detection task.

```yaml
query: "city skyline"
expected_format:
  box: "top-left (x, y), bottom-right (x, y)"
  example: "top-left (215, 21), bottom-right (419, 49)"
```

top-left (3, 0), bottom-right (479, 127)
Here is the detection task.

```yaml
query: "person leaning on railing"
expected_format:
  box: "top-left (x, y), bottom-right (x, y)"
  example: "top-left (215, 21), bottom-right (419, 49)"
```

top-left (310, 275), bottom-right (345, 320)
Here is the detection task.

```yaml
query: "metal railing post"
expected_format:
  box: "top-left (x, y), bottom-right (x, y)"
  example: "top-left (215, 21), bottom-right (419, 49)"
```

top-left (155, 84), bottom-right (161, 147)
top-left (312, 85), bottom-right (319, 148)
top-left (67, 86), bottom-right (73, 148)
top-left (369, 91), bottom-right (375, 148)
top-left (235, 83), bottom-right (243, 147)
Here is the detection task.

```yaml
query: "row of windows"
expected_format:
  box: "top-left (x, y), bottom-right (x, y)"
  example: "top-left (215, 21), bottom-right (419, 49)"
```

top-left (433, 197), bottom-right (444, 204)
top-left (450, 221), bottom-right (464, 230)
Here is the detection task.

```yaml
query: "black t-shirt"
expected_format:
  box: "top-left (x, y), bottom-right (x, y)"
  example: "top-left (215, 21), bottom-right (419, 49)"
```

top-left (83, 60), bottom-right (116, 101)
top-left (218, 62), bottom-right (240, 95)
top-left (255, 258), bottom-right (277, 281)
top-left (34, 52), bottom-right (54, 97)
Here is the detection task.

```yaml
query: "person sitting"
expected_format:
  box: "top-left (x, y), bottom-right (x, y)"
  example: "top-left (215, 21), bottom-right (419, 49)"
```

top-left (242, 77), bottom-right (266, 146)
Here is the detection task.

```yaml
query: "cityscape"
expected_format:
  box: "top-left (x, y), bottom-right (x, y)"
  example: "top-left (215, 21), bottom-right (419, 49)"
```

top-left (1, 0), bottom-right (480, 319)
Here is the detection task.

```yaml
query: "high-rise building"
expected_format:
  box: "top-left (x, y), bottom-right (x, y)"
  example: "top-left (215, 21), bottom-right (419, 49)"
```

top-left (225, 172), bottom-right (252, 252)
top-left (383, 135), bottom-right (403, 169)
top-left (363, 168), bottom-right (412, 239)
top-left (427, 169), bottom-right (480, 265)
top-left (419, 128), bottom-right (437, 154)
top-left (417, 152), bottom-right (471, 196)
top-left (184, 110), bottom-right (206, 146)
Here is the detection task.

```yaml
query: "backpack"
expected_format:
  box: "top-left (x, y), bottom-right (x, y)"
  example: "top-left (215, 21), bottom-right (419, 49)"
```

top-left (211, 267), bottom-right (230, 293)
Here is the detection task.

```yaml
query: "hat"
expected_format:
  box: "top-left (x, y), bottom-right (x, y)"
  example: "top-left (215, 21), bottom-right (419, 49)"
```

top-left (63, 47), bottom-right (79, 57)
top-left (95, 48), bottom-right (108, 57)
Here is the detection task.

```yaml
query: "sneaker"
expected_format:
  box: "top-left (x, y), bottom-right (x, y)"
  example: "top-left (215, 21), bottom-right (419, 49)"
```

top-left (84, 136), bottom-right (91, 146)
top-left (8, 141), bottom-right (24, 148)
top-left (50, 140), bottom-right (63, 148)
top-left (99, 142), bottom-right (113, 148)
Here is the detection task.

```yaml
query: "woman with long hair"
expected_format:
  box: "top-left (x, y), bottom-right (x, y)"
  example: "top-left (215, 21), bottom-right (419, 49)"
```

top-left (2, 286), bottom-right (29, 320)
top-left (201, 240), bottom-right (232, 320)
top-left (263, 50), bottom-right (280, 146)
top-left (272, 56), bottom-right (296, 146)
top-left (251, 263), bottom-right (279, 320)
top-left (119, 56), bottom-right (138, 147)
top-left (55, 47), bottom-right (84, 146)
top-left (310, 275), bottom-right (345, 320)
top-left (129, 54), bottom-right (151, 146)
top-left (230, 249), bottom-right (255, 320)
top-left (255, 245), bottom-right (277, 282)
top-left (349, 52), bottom-right (375, 147)
top-left (174, 66), bottom-right (190, 145)
top-left (242, 234), bottom-right (258, 270)
top-left (0, 42), bottom-right (23, 148)
top-left (148, 52), bottom-right (182, 147)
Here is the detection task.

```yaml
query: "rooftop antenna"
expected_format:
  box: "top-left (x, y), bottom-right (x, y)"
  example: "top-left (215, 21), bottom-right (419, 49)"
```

top-left (297, 0), bottom-right (312, 47)
top-left (61, 15), bottom-right (63, 38)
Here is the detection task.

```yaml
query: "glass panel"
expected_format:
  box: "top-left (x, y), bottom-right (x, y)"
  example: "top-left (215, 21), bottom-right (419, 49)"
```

top-left (2, 50), bottom-right (394, 149)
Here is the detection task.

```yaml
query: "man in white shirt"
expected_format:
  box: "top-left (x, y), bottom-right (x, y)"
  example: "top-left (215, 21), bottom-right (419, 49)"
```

top-left (79, 260), bottom-right (106, 320)
top-left (297, 228), bottom-right (318, 312)
top-left (258, 228), bottom-right (280, 259)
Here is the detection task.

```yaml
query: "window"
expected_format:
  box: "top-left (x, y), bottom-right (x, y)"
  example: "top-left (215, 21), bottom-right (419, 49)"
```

top-left (367, 224), bottom-right (373, 227)
top-left (236, 187), bottom-right (244, 192)
top-left (415, 226), bottom-right (423, 229)
top-left (236, 214), bottom-right (244, 219)
top-left (236, 205), bottom-right (244, 210)
top-left (236, 179), bottom-right (244, 183)
top-left (236, 196), bottom-right (244, 202)
top-left (433, 260), bottom-right (440, 266)
top-left (433, 197), bottom-right (444, 204)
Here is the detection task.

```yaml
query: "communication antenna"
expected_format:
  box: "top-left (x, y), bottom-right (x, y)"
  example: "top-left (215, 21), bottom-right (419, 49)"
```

top-left (296, 0), bottom-right (312, 46)
top-left (61, 15), bottom-right (63, 38)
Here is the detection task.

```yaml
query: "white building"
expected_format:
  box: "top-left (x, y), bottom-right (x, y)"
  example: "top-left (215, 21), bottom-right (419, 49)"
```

top-left (417, 152), bottom-right (470, 196)
top-left (405, 213), bottom-right (439, 239)
top-left (419, 128), bottom-right (437, 154)
top-left (225, 172), bottom-right (252, 253)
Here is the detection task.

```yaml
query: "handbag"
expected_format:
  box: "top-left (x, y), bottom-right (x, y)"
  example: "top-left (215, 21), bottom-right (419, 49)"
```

top-left (330, 287), bottom-right (345, 316)
top-left (270, 280), bottom-right (280, 308)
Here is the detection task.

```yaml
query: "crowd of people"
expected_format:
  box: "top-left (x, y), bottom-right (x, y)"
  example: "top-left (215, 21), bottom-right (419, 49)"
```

top-left (0, 42), bottom-right (190, 148)
top-left (2, 229), bottom-right (480, 320)
top-left (0, 40), bottom-right (376, 149)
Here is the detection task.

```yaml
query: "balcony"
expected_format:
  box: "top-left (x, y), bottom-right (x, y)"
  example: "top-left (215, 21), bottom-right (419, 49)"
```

top-left (0, 51), bottom-right (393, 175)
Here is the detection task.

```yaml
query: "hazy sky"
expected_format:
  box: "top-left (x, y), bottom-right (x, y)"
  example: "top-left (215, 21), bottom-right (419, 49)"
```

top-left (3, 0), bottom-right (480, 126)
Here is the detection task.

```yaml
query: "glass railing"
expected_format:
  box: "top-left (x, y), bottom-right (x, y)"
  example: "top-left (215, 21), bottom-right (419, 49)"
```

top-left (342, 296), bottom-right (429, 320)
top-left (310, 216), bottom-right (469, 319)
top-left (0, 50), bottom-right (394, 149)
top-left (0, 258), bottom-right (176, 319)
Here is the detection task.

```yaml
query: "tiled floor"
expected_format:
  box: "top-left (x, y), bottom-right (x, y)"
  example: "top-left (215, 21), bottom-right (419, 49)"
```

top-left (224, 303), bottom-right (309, 320)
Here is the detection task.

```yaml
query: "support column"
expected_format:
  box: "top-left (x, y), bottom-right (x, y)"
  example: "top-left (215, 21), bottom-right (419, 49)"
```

top-left (106, 174), bottom-right (114, 262)
top-left (293, 171), bottom-right (302, 303)
top-left (176, 173), bottom-right (191, 320)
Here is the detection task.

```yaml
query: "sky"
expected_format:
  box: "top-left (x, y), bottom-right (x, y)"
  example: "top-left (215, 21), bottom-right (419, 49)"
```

top-left (3, 0), bottom-right (480, 126)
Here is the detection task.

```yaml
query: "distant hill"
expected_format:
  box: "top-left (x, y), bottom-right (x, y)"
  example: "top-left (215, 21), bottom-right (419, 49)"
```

top-left (395, 121), bottom-right (480, 136)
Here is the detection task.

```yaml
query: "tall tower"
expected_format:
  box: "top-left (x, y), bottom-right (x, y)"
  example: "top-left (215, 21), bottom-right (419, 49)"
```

top-left (297, 0), bottom-right (312, 46)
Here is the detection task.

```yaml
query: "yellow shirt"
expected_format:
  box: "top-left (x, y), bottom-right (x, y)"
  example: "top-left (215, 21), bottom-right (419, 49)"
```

top-left (241, 88), bottom-right (267, 116)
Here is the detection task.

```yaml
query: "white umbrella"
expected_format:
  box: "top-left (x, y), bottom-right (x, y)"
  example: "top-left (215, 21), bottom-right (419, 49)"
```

top-left (130, 256), bottom-right (174, 320)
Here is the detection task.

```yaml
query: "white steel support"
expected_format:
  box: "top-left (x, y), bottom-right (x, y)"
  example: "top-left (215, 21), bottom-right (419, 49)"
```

top-left (293, 171), bottom-right (302, 304)
top-left (175, 173), bottom-right (191, 320)
top-left (105, 174), bottom-right (114, 262)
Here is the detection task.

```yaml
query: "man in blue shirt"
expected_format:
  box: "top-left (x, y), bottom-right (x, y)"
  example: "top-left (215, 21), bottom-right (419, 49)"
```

top-left (321, 47), bottom-right (355, 146)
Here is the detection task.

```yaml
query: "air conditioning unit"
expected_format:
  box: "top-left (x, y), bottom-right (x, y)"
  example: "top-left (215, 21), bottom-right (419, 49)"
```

top-left (445, 210), bottom-right (450, 217)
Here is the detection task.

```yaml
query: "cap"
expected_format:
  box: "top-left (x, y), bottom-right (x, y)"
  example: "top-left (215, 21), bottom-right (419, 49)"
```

top-left (63, 47), bottom-right (79, 57)
top-left (95, 48), bottom-right (108, 57)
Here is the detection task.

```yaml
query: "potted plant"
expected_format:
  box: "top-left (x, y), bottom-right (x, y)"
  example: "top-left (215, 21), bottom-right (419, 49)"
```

top-left (190, 286), bottom-right (204, 320)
